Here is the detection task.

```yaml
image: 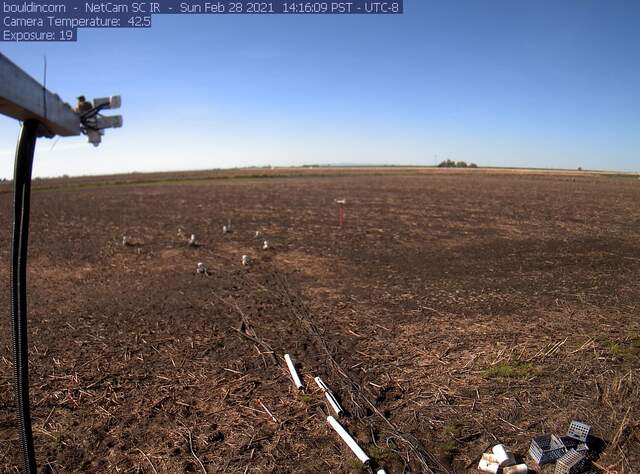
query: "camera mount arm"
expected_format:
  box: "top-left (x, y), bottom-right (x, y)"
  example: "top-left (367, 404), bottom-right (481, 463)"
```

top-left (1, 52), bottom-right (123, 473)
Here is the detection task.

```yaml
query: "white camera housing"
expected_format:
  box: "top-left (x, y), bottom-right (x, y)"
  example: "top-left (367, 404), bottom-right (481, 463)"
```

top-left (95, 115), bottom-right (123, 129)
top-left (82, 95), bottom-right (122, 146)
top-left (93, 95), bottom-right (121, 110)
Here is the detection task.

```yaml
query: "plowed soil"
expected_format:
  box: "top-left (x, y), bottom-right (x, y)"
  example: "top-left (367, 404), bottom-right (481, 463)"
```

top-left (0, 169), bottom-right (638, 473)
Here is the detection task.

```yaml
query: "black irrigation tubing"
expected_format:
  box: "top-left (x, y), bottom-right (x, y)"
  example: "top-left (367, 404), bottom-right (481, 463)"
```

top-left (10, 119), bottom-right (39, 474)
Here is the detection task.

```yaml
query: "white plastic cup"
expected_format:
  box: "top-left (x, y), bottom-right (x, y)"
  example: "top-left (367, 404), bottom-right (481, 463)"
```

top-left (482, 453), bottom-right (499, 463)
top-left (492, 444), bottom-right (515, 466)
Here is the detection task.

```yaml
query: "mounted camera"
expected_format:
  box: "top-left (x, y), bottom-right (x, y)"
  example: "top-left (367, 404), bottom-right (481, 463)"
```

top-left (77, 95), bottom-right (123, 146)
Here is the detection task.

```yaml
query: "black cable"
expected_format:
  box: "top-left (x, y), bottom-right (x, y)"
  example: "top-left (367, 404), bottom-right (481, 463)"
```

top-left (11, 119), bottom-right (39, 474)
top-left (81, 102), bottom-right (109, 122)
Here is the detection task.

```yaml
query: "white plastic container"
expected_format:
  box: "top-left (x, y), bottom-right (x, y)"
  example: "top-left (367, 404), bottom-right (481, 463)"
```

top-left (503, 464), bottom-right (528, 474)
top-left (478, 459), bottom-right (499, 473)
top-left (482, 453), bottom-right (499, 463)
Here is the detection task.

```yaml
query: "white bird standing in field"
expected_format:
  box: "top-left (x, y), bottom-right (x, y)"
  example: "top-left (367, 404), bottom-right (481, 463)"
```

top-left (262, 240), bottom-right (270, 250)
top-left (242, 255), bottom-right (250, 266)
top-left (188, 234), bottom-right (198, 247)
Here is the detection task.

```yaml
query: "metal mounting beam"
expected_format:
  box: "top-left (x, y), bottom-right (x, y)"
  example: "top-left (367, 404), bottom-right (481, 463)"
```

top-left (0, 54), bottom-right (81, 137)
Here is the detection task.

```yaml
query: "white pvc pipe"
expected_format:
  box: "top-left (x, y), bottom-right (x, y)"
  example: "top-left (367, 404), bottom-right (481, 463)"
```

top-left (327, 416), bottom-right (369, 464)
top-left (284, 354), bottom-right (303, 389)
top-left (325, 392), bottom-right (344, 416)
top-left (314, 376), bottom-right (328, 392)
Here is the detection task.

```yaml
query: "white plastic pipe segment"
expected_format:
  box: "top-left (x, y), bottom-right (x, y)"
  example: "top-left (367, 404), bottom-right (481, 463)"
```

top-left (477, 459), bottom-right (499, 474)
top-left (327, 416), bottom-right (370, 464)
top-left (503, 464), bottom-right (528, 474)
top-left (284, 354), bottom-right (303, 389)
top-left (325, 392), bottom-right (344, 416)
top-left (314, 376), bottom-right (330, 392)
top-left (492, 444), bottom-right (515, 466)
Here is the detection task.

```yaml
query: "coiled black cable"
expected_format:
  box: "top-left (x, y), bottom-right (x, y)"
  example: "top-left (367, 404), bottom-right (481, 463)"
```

top-left (11, 119), bottom-right (39, 474)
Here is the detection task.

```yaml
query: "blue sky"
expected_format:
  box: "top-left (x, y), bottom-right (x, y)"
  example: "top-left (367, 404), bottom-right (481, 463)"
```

top-left (1, 0), bottom-right (639, 178)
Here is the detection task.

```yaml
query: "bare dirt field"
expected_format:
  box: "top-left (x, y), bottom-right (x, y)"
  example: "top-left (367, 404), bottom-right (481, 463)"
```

top-left (0, 169), bottom-right (638, 473)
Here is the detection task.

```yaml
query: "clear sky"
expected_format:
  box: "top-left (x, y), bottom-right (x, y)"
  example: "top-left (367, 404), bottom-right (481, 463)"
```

top-left (1, 0), bottom-right (639, 178)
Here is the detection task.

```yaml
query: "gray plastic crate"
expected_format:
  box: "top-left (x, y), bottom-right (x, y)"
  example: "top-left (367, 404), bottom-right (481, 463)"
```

top-left (566, 420), bottom-right (591, 443)
top-left (529, 434), bottom-right (567, 465)
top-left (576, 442), bottom-right (589, 454)
top-left (561, 435), bottom-right (590, 454)
top-left (554, 449), bottom-right (587, 474)
top-left (560, 436), bottom-right (579, 450)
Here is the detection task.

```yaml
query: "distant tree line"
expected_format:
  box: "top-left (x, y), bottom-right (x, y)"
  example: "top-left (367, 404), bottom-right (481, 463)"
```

top-left (437, 159), bottom-right (478, 168)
